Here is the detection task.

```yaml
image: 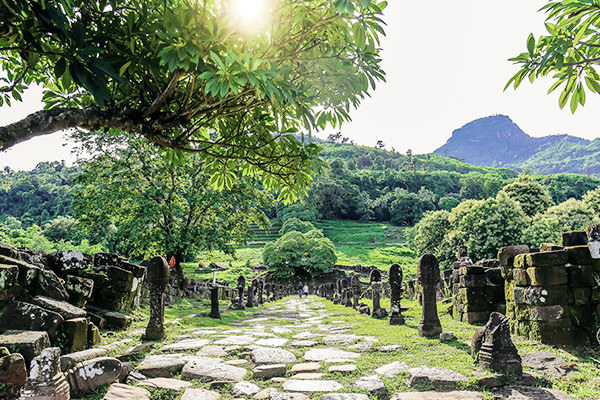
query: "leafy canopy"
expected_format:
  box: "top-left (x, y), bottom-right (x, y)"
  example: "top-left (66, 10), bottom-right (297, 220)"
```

top-left (73, 135), bottom-right (271, 261)
top-left (0, 0), bottom-right (387, 202)
top-left (506, 0), bottom-right (600, 113)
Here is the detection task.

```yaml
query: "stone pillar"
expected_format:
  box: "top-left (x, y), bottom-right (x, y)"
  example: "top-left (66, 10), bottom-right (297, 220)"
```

top-left (264, 283), bottom-right (270, 302)
top-left (209, 285), bottom-right (221, 319)
top-left (246, 284), bottom-right (254, 308)
top-left (236, 276), bottom-right (246, 310)
top-left (340, 280), bottom-right (349, 307)
top-left (370, 269), bottom-right (386, 318)
top-left (143, 256), bottom-right (169, 340)
top-left (418, 253), bottom-right (443, 336)
top-left (257, 280), bottom-right (264, 304)
top-left (351, 275), bottom-right (360, 308)
top-left (388, 264), bottom-right (405, 325)
top-left (20, 347), bottom-right (70, 400)
top-left (333, 280), bottom-right (341, 304)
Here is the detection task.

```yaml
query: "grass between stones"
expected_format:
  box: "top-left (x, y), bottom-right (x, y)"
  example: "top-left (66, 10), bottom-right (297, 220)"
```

top-left (77, 296), bottom-right (600, 400)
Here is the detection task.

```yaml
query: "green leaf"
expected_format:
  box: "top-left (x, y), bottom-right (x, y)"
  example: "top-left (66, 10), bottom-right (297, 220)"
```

top-left (569, 88), bottom-right (579, 113)
top-left (527, 33), bottom-right (535, 56)
top-left (54, 58), bottom-right (66, 79)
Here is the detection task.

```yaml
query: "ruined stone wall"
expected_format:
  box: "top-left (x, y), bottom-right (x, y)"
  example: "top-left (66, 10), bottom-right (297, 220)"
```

top-left (501, 244), bottom-right (600, 346)
top-left (451, 259), bottom-right (505, 324)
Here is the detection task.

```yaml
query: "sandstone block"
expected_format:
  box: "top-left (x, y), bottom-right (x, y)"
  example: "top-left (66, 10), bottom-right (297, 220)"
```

top-left (253, 364), bottom-right (287, 378)
top-left (0, 353), bottom-right (26, 399)
top-left (460, 266), bottom-right (485, 275)
top-left (566, 264), bottom-right (597, 287)
top-left (60, 348), bottom-right (108, 371)
top-left (103, 383), bottom-right (150, 400)
top-left (459, 274), bottom-right (486, 288)
top-left (0, 301), bottom-right (64, 341)
top-left (572, 287), bottom-right (591, 304)
top-left (0, 264), bottom-right (18, 291)
top-left (565, 246), bottom-right (593, 265)
top-left (498, 245), bottom-right (529, 267)
top-left (526, 266), bottom-right (568, 286)
top-left (104, 312), bottom-right (132, 330)
top-left (31, 295), bottom-right (87, 320)
top-left (406, 367), bottom-right (468, 389)
top-left (65, 275), bottom-right (94, 308)
top-left (62, 318), bottom-right (88, 353)
top-left (462, 312), bottom-right (491, 324)
top-left (65, 357), bottom-right (122, 393)
top-left (513, 269), bottom-right (529, 286)
top-left (513, 286), bottom-right (572, 306)
top-left (36, 269), bottom-right (69, 301)
top-left (485, 268), bottom-right (504, 286)
top-left (0, 330), bottom-right (50, 365)
top-left (525, 250), bottom-right (568, 268)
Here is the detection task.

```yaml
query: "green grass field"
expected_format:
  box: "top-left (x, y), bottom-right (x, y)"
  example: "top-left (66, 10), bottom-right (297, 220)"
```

top-left (182, 220), bottom-right (419, 282)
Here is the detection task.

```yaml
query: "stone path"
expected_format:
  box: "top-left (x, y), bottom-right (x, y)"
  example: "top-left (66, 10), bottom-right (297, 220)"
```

top-left (99, 297), bottom-right (574, 400)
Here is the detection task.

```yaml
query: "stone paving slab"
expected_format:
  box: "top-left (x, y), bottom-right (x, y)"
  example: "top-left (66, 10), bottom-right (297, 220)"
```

top-left (180, 388), bottom-right (221, 400)
top-left (283, 379), bottom-right (343, 392)
top-left (160, 339), bottom-right (211, 352)
top-left (303, 348), bottom-right (360, 361)
top-left (103, 383), bottom-right (150, 400)
top-left (390, 391), bottom-right (484, 399)
top-left (181, 359), bottom-right (247, 382)
top-left (138, 377), bottom-right (192, 391)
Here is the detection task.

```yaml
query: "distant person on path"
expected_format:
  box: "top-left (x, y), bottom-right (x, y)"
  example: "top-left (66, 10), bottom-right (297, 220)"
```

top-left (298, 283), bottom-right (303, 298)
top-left (303, 284), bottom-right (309, 298)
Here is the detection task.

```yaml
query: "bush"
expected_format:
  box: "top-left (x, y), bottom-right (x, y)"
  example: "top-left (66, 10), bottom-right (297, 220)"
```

top-left (279, 218), bottom-right (317, 236)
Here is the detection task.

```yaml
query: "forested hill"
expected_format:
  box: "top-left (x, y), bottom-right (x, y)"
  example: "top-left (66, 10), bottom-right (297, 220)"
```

top-left (434, 115), bottom-right (600, 175)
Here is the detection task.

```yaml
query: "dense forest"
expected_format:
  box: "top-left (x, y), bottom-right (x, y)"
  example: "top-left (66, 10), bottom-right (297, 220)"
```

top-left (1, 139), bottom-right (599, 263)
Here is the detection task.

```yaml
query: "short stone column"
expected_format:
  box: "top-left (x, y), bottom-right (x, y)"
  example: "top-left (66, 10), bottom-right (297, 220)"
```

top-left (209, 285), bottom-right (221, 319)
top-left (333, 279), bottom-right (342, 304)
top-left (143, 256), bottom-right (169, 340)
top-left (236, 276), bottom-right (246, 310)
top-left (20, 347), bottom-right (70, 400)
top-left (388, 264), bottom-right (405, 325)
top-left (351, 275), bottom-right (360, 308)
top-left (476, 312), bottom-right (522, 376)
top-left (418, 253), bottom-right (443, 336)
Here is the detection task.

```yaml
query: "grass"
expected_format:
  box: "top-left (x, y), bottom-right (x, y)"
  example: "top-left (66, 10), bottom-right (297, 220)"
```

top-left (317, 219), bottom-right (407, 245)
top-left (335, 244), bottom-right (418, 277)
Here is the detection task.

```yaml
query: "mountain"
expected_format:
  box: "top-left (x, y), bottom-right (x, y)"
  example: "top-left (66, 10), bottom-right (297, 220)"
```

top-left (434, 115), bottom-right (600, 175)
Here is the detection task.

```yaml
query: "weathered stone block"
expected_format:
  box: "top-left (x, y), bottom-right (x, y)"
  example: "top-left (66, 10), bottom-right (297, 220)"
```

top-left (513, 286), bottom-right (572, 306)
top-left (513, 254), bottom-right (527, 269)
top-left (491, 303), bottom-right (506, 314)
top-left (0, 255), bottom-right (40, 287)
top-left (526, 266), bottom-right (568, 286)
top-left (461, 266), bottom-right (485, 275)
top-left (31, 295), bottom-right (87, 320)
top-left (500, 266), bottom-right (513, 281)
top-left (36, 269), bottom-right (69, 301)
top-left (0, 301), bottom-right (64, 341)
top-left (456, 287), bottom-right (490, 305)
top-left (47, 250), bottom-right (92, 276)
top-left (0, 352), bottom-right (26, 399)
top-left (63, 318), bottom-right (88, 353)
top-left (513, 269), bottom-right (529, 286)
top-left (566, 264), bottom-right (596, 287)
top-left (65, 357), bottom-right (122, 393)
top-left (88, 322), bottom-right (101, 346)
top-left (104, 312), bottom-right (132, 330)
top-left (463, 302), bottom-right (491, 313)
top-left (485, 268), bottom-right (504, 286)
top-left (119, 261), bottom-right (145, 279)
top-left (106, 266), bottom-right (134, 292)
top-left (94, 252), bottom-right (121, 267)
top-left (0, 330), bottom-right (50, 365)
top-left (525, 250), bottom-right (568, 268)
top-left (459, 274), bottom-right (486, 288)
top-left (528, 305), bottom-right (570, 321)
top-left (572, 287), bottom-right (591, 304)
top-left (65, 275), bottom-right (94, 308)
top-left (565, 246), bottom-right (593, 265)
top-left (498, 245), bottom-right (529, 267)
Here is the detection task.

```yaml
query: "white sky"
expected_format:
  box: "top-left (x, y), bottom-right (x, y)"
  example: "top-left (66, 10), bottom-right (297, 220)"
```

top-left (2, 0), bottom-right (600, 171)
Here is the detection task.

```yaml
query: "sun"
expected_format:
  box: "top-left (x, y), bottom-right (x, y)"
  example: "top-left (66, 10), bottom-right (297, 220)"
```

top-left (229, 0), bottom-right (269, 32)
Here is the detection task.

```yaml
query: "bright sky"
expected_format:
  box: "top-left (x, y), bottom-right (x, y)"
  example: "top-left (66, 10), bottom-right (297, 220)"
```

top-left (2, 0), bottom-right (600, 171)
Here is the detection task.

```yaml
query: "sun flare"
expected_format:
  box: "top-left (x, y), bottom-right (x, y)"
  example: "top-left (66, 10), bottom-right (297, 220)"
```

top-left (230, 0), bottom-right (269, 32)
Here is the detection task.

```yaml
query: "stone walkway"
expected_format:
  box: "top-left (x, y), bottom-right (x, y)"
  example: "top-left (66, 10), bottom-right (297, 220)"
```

top-left (99, 297), bottom-right (574, 400)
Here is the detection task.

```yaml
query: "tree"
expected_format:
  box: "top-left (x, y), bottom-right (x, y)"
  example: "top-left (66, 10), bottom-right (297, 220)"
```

top-left (73, 135), bottom-right (271, 270)
top-left (279, 218), bottom-right (316, 236)
top-left (498, 175), bottom-right (554, 217)
top-left (582, 186), bottom-right (600, 214)
top-left (523, 198), bottom-right (599, 247)
top-left (409, 210), bottom-right (450, 258)
top-left (506, 1), bottom-right (600, 113)
top-left (42, 215), bottom-right (80, 242)
top-left (262, 229), bottom-right (336, 278)
top-left (459, 192), bottom-right (528, 261)
top-left (0, 0), bottom-right (386, 201)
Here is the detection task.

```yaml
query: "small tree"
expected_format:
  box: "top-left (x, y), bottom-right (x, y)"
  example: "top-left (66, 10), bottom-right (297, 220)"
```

top-left (279, 218), bottom-right (317, 236)
top-left (263, 229), bottom-right (336, 278)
